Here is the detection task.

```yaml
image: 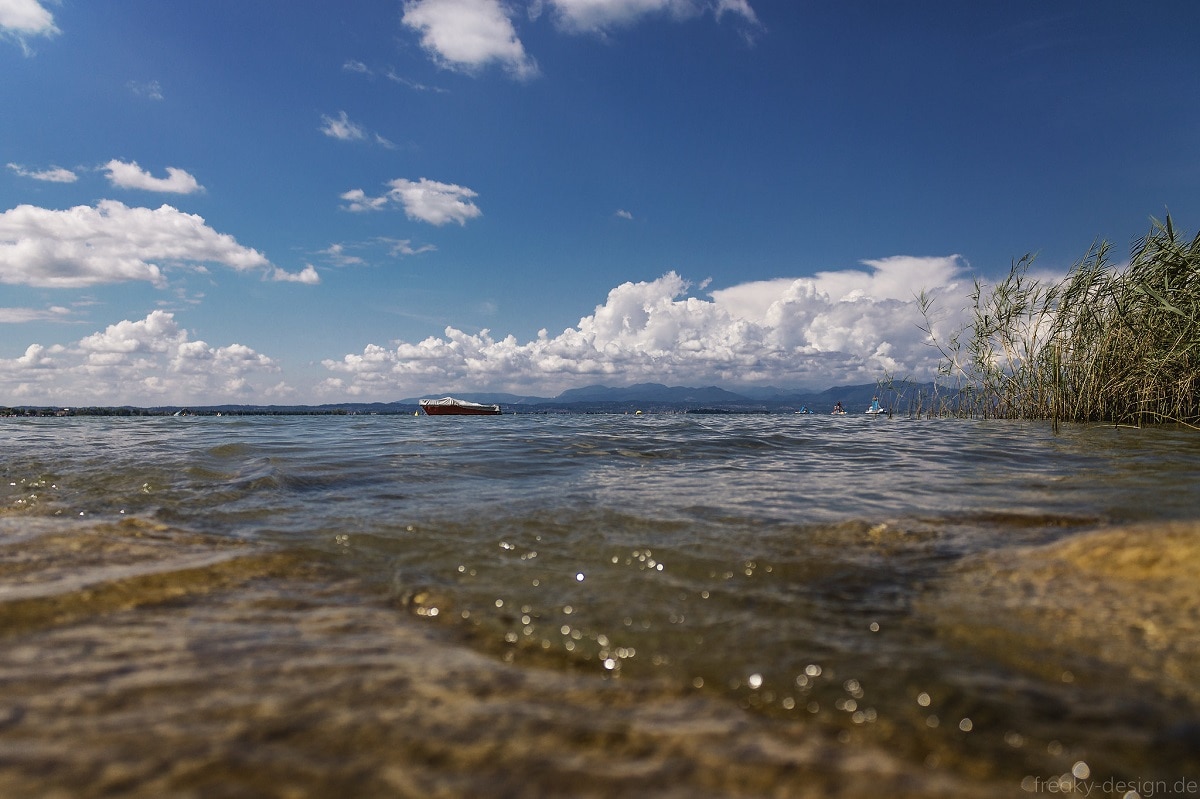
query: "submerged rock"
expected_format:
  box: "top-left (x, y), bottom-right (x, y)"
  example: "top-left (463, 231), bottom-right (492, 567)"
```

top-left (928, 521), bottom-right (1200, 703)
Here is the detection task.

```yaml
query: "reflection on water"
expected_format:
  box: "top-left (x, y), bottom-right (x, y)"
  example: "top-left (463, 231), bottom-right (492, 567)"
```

top-left (1, 415), bottom-right (1199, 797)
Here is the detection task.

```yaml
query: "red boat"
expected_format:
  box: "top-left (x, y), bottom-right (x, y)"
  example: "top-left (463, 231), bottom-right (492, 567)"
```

top-left (418, 397), bottom-right (502, 416)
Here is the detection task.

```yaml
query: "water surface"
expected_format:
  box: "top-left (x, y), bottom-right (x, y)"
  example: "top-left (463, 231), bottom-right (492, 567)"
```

top-left (2, 414), bottom-right (1198, 797)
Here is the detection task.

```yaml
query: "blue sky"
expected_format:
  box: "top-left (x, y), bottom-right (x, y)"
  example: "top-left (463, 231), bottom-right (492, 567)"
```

top-left (2, 0), bottom-right (1198, 405)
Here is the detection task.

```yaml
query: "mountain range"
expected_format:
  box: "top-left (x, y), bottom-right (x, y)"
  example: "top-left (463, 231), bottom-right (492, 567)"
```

top-left (11, 382), bottom-right (929, 416)
top-left (399, 382), bottom-right (911, 413)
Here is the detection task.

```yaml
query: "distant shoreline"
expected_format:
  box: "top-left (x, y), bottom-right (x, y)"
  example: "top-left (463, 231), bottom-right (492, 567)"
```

top-left (1, 406), bottom-right (793, 418)
top-left (0, 382), bottom-right (899, 418)
top-left (1, 407), bottom-right (356, 418)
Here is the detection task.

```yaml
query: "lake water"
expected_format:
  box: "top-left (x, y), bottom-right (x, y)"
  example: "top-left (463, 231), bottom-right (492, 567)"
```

top-left (2, 413), bottom-right (1199, 798)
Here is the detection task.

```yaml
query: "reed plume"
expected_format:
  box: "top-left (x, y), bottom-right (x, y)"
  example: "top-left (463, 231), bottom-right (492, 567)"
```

top-left (915, 215), bottom-right (1200, 426)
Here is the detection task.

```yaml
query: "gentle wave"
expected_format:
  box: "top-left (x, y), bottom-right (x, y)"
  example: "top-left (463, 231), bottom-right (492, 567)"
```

top-left (2, 414), bottom-right (1199, 796)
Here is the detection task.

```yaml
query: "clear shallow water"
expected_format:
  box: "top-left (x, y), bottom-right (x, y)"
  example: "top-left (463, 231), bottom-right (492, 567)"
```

top-left (2, 414), bottom-right (1199, 797)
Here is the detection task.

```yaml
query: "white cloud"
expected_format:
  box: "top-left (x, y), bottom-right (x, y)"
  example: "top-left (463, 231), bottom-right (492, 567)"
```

top-left (0, 0), bottom-right (57, 53)
top-left (387, 178), bottom-right (481, 225)
top-left (532, 0), bottom-right (763, 36)
top-left (103, 160), bottom-right (204, 194)
top-left (78, 311), bottom-right (184, 358)
top-left (341, 178), bottom-right (482, 226)
top-left (0, 305), bottom-right (71, 323)
top-left (402, 0), bottom-right (538, 79)
top-left (400, 0), bottom-right (759, 79)
top-left (320, 110), bottom-right (366, 141)
top-left (0, 200), bottom-right (271, 288)
top-left (710, 256), bottom-right (963, 318)
top-left (321, 257), bottom-right (970, 398)
top-left (0, 257), bottom-right (973, 405)
top-left (541, 0), bottom-right (758, 33)
top-left (615, 209), bottom-right (634, 220)
top-left (0, 0), bottom-right (55, 32)
top-left (339, 189), bottom-right (390, 213)
top-left (7, 163), bottom-right (77, 183)
top-left (269, 264), bottom-right (321, 284)
top-left (0, 311), bottom-right (280, 405)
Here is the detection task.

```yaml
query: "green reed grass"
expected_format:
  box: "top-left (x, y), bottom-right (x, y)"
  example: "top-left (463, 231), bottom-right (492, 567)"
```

top-left (910, 215), bottom-right (1200, 427)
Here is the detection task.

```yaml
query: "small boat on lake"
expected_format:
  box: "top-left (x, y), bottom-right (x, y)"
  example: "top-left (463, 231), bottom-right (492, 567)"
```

top-left (865, 398), bottom-right (886, 415)
top-left (418, 397), bottom-right (502, 416)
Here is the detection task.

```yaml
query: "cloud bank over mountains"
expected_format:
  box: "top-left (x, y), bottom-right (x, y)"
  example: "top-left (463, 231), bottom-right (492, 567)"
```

top-left (319, 258), bottom-right (966, 400)
top-left (3, 311), bottom-right (281, 406)
top-left (4, 257), bottom-right (965, 406)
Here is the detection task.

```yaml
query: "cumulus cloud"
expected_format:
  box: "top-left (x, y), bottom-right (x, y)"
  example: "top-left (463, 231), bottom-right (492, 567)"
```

top-left (269, 264), bottom-right (321, 284)
top-left (7, 163), bottom-right (77, 183)
top-left (321, 257), bottom-right (969, 398)
top-left (341, 178), bottom-right (482, 226)
top-left (398, 0), bottom-right (761, 77)
top-left (0, 310), bottom-right (279, 405)
top-left (1, 256), bottom-right (972, 404)
top-left (0, 0), bottom-right (55, 32)
top-left (103, 160), bottom-right (204, 194)
top-left (401, 0), bottom-right (539, 79)
top-left (387, 178), bottom-right (482, 225)
top-left (0, 0), bottom-right (57, 52)
top-left (0, 200), bottom-right (271, 288)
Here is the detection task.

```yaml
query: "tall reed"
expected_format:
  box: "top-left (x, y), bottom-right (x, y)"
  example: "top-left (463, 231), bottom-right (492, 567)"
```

top-left (916, 216), bottom-right (1200, 426)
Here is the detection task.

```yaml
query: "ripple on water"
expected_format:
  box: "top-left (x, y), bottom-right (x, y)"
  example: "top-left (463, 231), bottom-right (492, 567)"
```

top-left (0, 513), bottom-right (1014, 799)
top-left (0, 516), bottom-right (306, 636)
top-left (3, 414), bottom-right (1199, 796)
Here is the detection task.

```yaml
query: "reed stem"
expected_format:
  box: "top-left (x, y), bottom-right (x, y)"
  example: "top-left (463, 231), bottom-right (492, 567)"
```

top-left (914, 215), bottom-right (1200, 425)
